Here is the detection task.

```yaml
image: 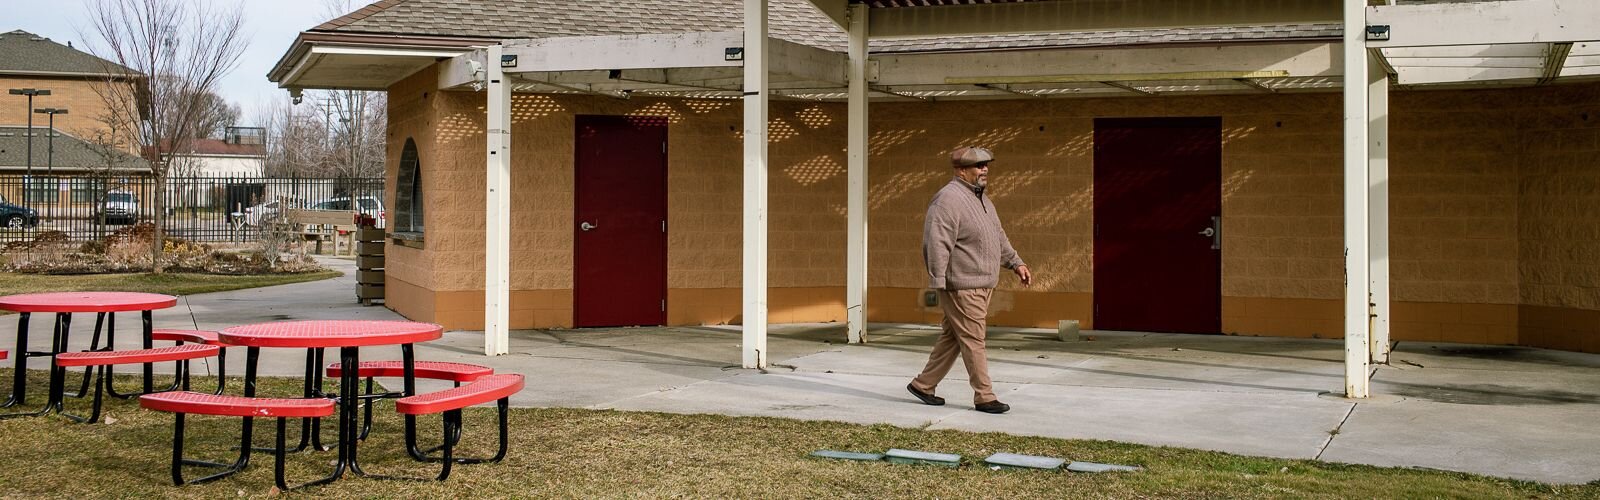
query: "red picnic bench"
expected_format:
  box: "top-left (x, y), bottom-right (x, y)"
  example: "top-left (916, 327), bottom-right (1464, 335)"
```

top-left (395, 373), bottom-right (525, 480)
top-left (140, 391), bottom-right (336, 488)
top-left (55, 344), bottom-right (218, 424)
top-left (139, 372), bottom-right (524, 487)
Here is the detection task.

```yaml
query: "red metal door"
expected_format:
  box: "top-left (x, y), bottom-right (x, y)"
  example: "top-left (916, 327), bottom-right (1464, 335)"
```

top-left (1093, 117), bottom-right (1222, 333)
top-left (574, 115), bottom-right (668, 327)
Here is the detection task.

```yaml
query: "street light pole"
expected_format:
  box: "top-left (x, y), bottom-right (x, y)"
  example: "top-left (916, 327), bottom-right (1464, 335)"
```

top-left (35, 108), bottom-right (68, 217)
top-left (8, 88), bottom-right (52, 202)
top-left (35, 108), bottom-right (68, 176)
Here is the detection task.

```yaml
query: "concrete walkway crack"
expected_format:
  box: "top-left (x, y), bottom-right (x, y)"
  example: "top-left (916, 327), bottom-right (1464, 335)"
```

top-left (1314, 403), bottom-right (1357, 461)
top-left (183, 295), bottom-right (200, 330)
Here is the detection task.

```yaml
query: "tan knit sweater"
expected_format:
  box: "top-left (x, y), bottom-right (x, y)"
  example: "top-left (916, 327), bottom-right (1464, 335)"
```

top-left (923, 177), bottom-right (1025, 290)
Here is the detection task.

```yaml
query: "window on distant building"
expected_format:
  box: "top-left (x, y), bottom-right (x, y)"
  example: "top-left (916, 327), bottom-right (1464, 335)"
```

top-left (394, 138), bottom-right (423, 233)
top-left (24, 177), bottom-right (59, 204)
top-left (71, 178), bottom-right (107, 203)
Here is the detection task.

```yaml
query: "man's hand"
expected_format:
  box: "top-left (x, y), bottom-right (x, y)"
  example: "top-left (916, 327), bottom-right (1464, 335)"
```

top-left (1014, 265), bottom-right (1032, 287)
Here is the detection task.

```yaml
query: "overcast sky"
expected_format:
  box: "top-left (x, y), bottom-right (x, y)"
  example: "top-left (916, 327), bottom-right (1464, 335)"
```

top-left (8, 0), bottom-right (343, 124)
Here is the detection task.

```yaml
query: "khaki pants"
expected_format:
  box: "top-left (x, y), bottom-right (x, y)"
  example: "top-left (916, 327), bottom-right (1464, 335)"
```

top-left (910, 288), bottom-right (996, 405)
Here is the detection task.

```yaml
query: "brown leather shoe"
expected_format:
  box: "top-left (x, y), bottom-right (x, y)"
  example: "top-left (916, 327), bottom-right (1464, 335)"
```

top-left (975, 400), bottom-right (1010, 414)
top-left (906, 384), bottom-right (945, 406)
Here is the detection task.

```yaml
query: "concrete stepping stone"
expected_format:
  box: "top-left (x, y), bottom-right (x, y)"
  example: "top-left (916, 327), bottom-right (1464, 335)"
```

top-left (1066, 461), bottom-right (1144, 473)
top-left (885, 448), bottom-right (961, 467)
top-left (984, 452), bottom-right (1066, 470)
top-left (809, 450), bottom-right (884, 462)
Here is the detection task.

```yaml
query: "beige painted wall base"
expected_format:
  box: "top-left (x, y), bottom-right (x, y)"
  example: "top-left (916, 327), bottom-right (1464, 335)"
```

top-left (1224, 296), bottom-right (1521, 345)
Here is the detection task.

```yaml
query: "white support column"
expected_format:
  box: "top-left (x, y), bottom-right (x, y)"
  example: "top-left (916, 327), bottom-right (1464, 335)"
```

top-left (484, 45), bottom-right (512, 356)
top-left (1342, 1), bottom-right (1371, 398)
top-left (845, 3), bottom-right (869, 345)
top-left (742, 0), bottom-right (770, 369)
top-left (1368, 53), bottom-right (1391, 365)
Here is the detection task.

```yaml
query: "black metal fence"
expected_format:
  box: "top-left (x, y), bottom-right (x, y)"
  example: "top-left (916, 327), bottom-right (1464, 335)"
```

top-left (0, 173), bottom-right (384, 243)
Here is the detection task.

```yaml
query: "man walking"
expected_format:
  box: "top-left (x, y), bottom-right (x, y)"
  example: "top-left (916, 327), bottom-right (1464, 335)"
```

top-left (907, 146), bottom-right (1031, 414)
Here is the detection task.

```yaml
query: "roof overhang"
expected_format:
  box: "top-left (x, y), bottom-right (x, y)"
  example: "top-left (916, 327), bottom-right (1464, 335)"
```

top-left (808, 0), bottom-right (1340, 38)
top-left (268, 31), bottom-right (489, 91)
top-left (1367, 0), bottom-right (1600, 86)
top-left (438, 34), bottom-right (1350, 102)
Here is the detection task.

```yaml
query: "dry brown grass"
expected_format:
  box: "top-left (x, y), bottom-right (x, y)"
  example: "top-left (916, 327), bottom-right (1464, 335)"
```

top-left (0, 372), bottom-right (1592, 498)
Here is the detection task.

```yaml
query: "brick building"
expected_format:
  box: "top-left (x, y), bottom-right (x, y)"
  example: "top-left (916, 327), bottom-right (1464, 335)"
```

top-left (0, 30), bottom-right (141, 148)
top-left (269, 1), bottom-right (1600, 365)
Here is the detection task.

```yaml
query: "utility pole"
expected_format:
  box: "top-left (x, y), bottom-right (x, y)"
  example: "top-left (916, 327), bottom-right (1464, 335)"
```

top-left (8, 88), bottom-right (52, 202)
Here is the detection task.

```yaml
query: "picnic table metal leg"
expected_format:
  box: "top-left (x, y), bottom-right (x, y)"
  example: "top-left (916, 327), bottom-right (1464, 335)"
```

top-left (335, 346), bottom-right (358, 478)
top-left (276, 415), bottom-right (340, 491)
top-left (3, 312), bottom-right (30, 407)
top-left (66, 313), bottom-right (106, 398)
top-left (0, 314), bottom-right (52, 419)
top-left (104, 313), bottom-right (136, 400)
top-left (285, 348), bottom-right (316, 452)
top-left (401, 342), bottom-right (428, 459)
top-left (169, 388), bottom-right (254, 486)
top-left (43, 313), bottom-right (71, 415)
top-left (310, 348), bottom-right (333, 451)
top-left (141, 310), bottom-right (154, 393)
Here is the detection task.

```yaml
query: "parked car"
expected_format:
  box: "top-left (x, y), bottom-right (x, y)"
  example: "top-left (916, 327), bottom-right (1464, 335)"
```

top-left (0, 194), bottom-right (40, 229)
top-left (309, 195), bottom-right (385, 228)
top-left (97, 190), bottom-right (140, 225)
top-left (237, 196), bottom-right (305, 226)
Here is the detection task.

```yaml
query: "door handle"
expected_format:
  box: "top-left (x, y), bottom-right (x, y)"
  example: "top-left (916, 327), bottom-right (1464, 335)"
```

top-left (580, 221), bottom-right (598, 231)
top-left (1202, 216), bottom-right (1221, 250)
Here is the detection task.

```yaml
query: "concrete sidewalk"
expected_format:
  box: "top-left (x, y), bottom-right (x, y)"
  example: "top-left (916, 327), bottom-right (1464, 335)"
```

top-left (5, 257), bottom-right (1598, 484)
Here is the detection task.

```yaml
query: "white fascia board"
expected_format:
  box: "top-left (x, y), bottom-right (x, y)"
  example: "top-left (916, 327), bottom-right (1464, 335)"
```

top-left (770, 38), bottom-right (849, 85)
top-left (1394, 66), bottom-right (1543, 85)
top-left (867, 0), bottom-right (1338, 38)
top-left (1560, 65), bottom-right (1600, 77)
top-left (309, 46), bottom-right (467, 58)
top-left (872, 42), bottom-right (1339, 86)
top-left (502, 31), bottom-right (745, 73)
top-left (1383, 57), bottom-right (1546, 69)
top-left (1564, 55), bottom-right (1600, 68)
top-left (1368, 0), bottom-right (1600, 48)
top-left (279, 51), bottom-right (326, 89)
top-left (1379, 44), bottom-right (1547, 59)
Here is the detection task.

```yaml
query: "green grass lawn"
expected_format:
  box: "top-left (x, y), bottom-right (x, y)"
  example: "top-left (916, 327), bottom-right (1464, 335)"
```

top-left (0, 372), bottom-right (1592, 498)
top-left (0, 271), bottom-right (341, 297)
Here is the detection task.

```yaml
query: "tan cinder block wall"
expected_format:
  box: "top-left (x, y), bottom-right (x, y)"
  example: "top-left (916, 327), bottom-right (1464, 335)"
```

top-left (0, 76), bottom-right (131, 143)
top-left (382, 65), bottom-right (439, 316)
top-left (865, 99), bottom-right (1096, 327)
top-left (1222, 89), bottom-right (1524, 342)
top-left (1517, 83), bottom-right (1600, 353)
top-left (383, 59), bottom-right (1595, 352)
top-left (382, 64), bottom-right (852, 329)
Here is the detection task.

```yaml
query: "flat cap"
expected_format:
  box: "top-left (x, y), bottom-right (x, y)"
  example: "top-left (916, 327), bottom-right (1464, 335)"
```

top-left (950, 146), bottom-right (994, 167)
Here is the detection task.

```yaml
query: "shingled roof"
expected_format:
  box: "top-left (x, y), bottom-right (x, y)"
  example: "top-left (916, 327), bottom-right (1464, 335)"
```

top-left (0, 30), bottom-right (139, 77)
top-left (307, 0), bottom-right (1341, 54)
top-left (0, 127), bottom-right (146, 172)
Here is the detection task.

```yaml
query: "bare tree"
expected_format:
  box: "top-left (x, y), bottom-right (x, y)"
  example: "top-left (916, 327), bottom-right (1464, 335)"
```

top-left (191, 90), bottom-right (241, 139)
top-left (84, 0), bottom-right (247, 273)
top-left (257, 93), bottom-right (328, 177)
top-left (319, 90), bottom-right (387, 178)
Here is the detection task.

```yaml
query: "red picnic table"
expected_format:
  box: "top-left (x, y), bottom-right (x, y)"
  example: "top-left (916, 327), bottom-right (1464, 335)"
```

top-left (218, 320), bottom-right (442, 485)
top-left (0, 292), bottom-right (178, 418)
